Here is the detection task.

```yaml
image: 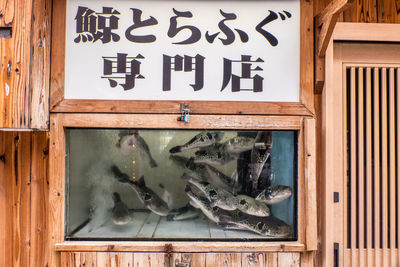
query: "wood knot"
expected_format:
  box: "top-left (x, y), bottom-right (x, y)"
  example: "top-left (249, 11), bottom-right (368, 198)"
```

top-left (0, 155), bottom-right (5, 163)
top-left (107, 245), bottom-right (115, 251)
top-left (164, 243), bottom-right (173, 258)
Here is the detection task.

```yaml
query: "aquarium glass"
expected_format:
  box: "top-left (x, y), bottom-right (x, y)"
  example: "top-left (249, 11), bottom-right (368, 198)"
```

top-left (65, 129), bottom-right (297, 241)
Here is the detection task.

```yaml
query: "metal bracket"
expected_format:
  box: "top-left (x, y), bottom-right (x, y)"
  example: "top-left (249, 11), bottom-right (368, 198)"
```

top-left (178, 103), bottom-right (190, 123)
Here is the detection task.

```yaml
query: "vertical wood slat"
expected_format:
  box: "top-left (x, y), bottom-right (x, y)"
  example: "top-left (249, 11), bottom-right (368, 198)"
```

top-left (0, 1), bottom-right (33, 128)
top-left (30, 132), bottom-right (49, 267)
top-left (365, 67), bottom-right (374, 265)
top-left (357, 67), bottom-right (366, 267)
top-left (381, 68), bottom-right (389, 267)
top-left (397, 68), bottom-right (400, 267)
top-left (29, 0), bottom-right (52, 129)
top-left (0, 132), bottom-right (13, 267)
top-left (388, 68), bottom-right (397, 266)
top-left (349, 67), bottom-right (358, 266)
top-left (373, 67), bottom-right (382, 267)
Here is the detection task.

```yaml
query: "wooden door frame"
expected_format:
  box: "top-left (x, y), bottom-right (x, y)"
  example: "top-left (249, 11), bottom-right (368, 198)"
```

top-left (49, 0), bottom-right (314, 116)
top-left (322, 22), bottom-right (400, 267)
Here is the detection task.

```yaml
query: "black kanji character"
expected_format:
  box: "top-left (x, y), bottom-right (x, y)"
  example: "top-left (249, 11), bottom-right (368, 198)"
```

top-left (74, 6), bottom-right (120, 43)
top-left (205, 10), bottom-right (248, 45)
top-left (163, 54), bottom-right (205, 91)
top-left (256, 10), bottom-right (292, 46)
top-left (125, 8), bottom-right (158, 43)
top-left (102, 53), bottom-right (145, 90)
top-left (167, 8), bottom-right (201, 45)
top-left (221, 55), bottom-right (264, 92)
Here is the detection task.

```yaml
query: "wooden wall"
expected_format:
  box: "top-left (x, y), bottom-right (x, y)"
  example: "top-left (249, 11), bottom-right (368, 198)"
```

top-left (0, 131), bottom-right (49, 267)
top-left (1, 0), bottom-right (400, 267)
top-left (0, 0), bottom-right (51, 129)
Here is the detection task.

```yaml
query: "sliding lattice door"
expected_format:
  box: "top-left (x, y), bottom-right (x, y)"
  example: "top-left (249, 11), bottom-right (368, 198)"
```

top-left (344, 66), bottom-right (399, 266)
top-left (323, 42), bottom-right (400, 267)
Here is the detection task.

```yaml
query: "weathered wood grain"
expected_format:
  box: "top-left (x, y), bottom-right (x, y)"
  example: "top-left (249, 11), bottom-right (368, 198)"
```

top-left (30, 132), bottom-right (49, 267)
top-left (29, 0), bottom-right (52, 129)
top-left (378, 0), bottom-right (400, 23)
top-left (341, 0), bottom-right (378, 22)
top-left (277, 252), bottom-right (300, 267)
top-left (0, 131), bottom-right (13, 267)
top-left (0, 1), bottom-right (33, 128)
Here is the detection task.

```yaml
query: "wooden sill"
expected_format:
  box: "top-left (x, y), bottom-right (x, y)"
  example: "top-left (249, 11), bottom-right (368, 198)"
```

top-left (55, 241), bottom-right (305, 253)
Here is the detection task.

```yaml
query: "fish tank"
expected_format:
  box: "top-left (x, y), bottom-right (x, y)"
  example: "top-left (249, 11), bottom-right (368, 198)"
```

top-left (65, 128), bottom-right (297, 241)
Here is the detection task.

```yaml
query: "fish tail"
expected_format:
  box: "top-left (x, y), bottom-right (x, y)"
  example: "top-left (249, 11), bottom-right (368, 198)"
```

top-left (169, 146), bottom-right (182, 153)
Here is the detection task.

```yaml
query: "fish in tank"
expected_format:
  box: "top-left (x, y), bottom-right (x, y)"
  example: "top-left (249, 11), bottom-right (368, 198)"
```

top-left (65, 129), bottom-right (297, 240)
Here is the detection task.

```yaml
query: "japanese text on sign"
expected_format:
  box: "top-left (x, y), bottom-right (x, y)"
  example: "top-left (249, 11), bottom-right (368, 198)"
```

top-left (65, 0), bottom-right (300, 102)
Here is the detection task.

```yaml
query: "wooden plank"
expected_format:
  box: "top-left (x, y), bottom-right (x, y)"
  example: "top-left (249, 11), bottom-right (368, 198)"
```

top-left (388, 68), bottom-right (397, 266)
top-left (172, 253), bottom-right (206, 267)
top-left (51, 100), bottom-right (313, 116)
top-left (377, 0), bottom-right (400, 23)
top-left (80, 252), bottom-right (97, 267)
top-left (30, 132), bottom-right (49, 267)
top-left (0, 0), bottom-right (33, 128)
top-left (0, 132), bottom-right (13, 267)
top-left (49, 114), bottom-right (65, 267)
top-left (333, 23), bottom-right (400, 42)
top-left (299, 0), bottom-right (314, 114)
top-left (300, 251), bottom-right (314, 267)
top-left (397, 68), bottom-right (400, 267)
top-left (205, 253), bottom-right (242, 267)
top-left (381, 67), bottom-right (389, 267)
top-left (315, 0), bottom-right (353, 57)
top-left (373, 67), bottom-right (382, 267)
top-left (341, 0), bottom-right (377, 22)
top-left (29, 0), bottom-right (52, 129)
top-left (11, 133), bottom-right (32, 267)
top-left (54, 113), bottom-right (303, 130)
top-left (132, 253), bottom-right (166, 267)
top-left (49, 0), bottom-right (66, 110)
top-left (365, 67), bottom-right (374, 264)
top-left (55, 241), bottom-right (305, 253)
top-left (349, 67), bottom-right (357, 265)
top-left (357, 67), bottom-right (365, 266)
top-left (241, 253), bottom-right (268, 267)
top-left (266, 253), bottom-right (278, 267)
top-left (304, 118), bottom-right (317, 250)
top-left (277, 252), bottom-right (300, 267)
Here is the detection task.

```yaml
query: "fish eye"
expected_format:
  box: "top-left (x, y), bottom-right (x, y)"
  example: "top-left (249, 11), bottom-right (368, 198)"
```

top-left (257, 222), bottom-right (264, 230)
top-left (240, 199), bottom-right (246, 205)
top-left (209, 190), bottom-right (217, 198)
top-left (144, 193), bottom-right (152, 201)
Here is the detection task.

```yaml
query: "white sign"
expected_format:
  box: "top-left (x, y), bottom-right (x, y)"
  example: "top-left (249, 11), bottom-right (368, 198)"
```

top-left (65, 0), bottom-right (300, 102)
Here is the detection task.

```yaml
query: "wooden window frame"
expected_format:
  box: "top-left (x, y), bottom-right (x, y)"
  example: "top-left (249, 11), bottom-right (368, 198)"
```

top-left (48, 113), bottom-right (316, 262)
top-left (49, 0), bottom-right (314, 116)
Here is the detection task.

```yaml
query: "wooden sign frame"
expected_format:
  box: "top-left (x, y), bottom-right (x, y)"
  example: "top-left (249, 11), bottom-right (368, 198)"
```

top-left (48, 113), bottom-right (317, 266)
top-left (50, 0), bottom-right (314, 116)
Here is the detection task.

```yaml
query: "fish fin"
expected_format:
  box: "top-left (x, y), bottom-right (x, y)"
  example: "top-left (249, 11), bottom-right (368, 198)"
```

top-left (159, 184), bottom-right (174, 209)
top-left (169, 146), bottom-right (182, 153)
top-left (134, 176), bottom-right (146, 188)
top-left (189, 201), bottom-right (199, 209)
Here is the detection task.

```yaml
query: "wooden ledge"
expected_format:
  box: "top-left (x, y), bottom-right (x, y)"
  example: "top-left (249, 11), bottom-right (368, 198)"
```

top-left (56, 241), bottom-right (306, 253)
